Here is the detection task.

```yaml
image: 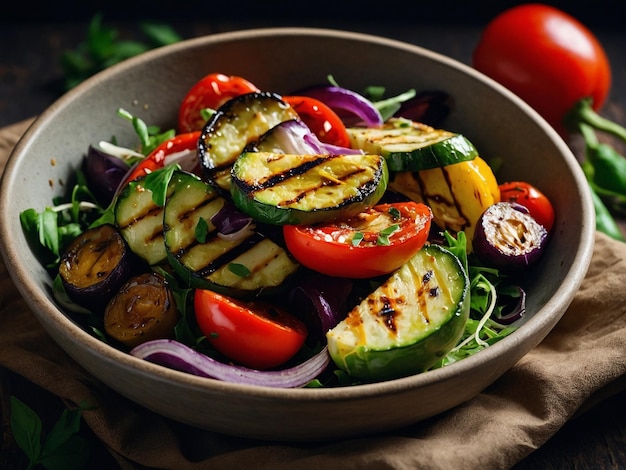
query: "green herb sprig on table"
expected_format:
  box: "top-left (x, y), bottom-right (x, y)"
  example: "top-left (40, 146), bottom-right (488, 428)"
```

top-left (10, 396), bottom-right (93, 470)
top-left (60, 13), bottom-right (182, 91)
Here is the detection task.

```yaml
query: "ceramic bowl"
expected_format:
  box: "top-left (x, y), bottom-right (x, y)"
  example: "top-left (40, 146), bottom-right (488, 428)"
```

top-left (0, 28), bottom-right (595, 441)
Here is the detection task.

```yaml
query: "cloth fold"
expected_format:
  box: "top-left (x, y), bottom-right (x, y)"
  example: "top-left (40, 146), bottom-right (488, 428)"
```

top-left (2, 119), bottom-right (626, 469)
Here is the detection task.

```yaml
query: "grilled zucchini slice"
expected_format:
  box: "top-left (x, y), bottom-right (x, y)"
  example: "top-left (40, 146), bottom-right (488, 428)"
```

top-left (347, 118), bottom-right (478, 172)
top-left (230, 151), bottom-right (389, 225)
top-left (114, 177), bottom-right (174, 266)
top-left (163, 171), bottom-right (299, 297)
top-left (326, 243), bottom-right (470, 381)
top-left (198, 92), bottom-right (298, 193)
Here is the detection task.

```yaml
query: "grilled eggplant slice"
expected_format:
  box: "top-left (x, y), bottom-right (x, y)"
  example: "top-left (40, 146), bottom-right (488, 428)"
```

top-left (326, 243), bottom-right (470, 381)
top-left (230, 151), bottom-right (389, 225)
top-left (58, 223), bottom-right (145, 312)
top-left (163, 171), bottom-right (300, 297)
top-left (104, 272), bottom-right (179, 348)
top-left (473, 202), bottom-right (548, 272)
top-left (347, 118), bottom-right (478, 172)
top-left (198, 92), bottom-right (298, 193)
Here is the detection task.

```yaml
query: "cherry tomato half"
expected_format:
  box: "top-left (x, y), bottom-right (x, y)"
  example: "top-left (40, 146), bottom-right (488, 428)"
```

top-left (178, 73), bottom-right (260, 133)
top-left (499, 181), bottom-right (555, 232)
top-left (283, 95), bottom-right (351, 148)
top-left (283, 202), bottom-right (433, 279)
top-left (473, 4), bottom-right (611, 134)
top-left (194, 289), bottom-right (308, 370)
top-left (124, 131), bottom-right (201, 184)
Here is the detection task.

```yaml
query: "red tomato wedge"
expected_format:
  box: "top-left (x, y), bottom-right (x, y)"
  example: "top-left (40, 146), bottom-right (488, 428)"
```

top-left (124, 131), bottom-right (200, 184)
top-left (194, 289), bottom-right (308, 370)
top-left (178, 73), bottom-right (260, 133)
top-left (283, 202), bottom-right (433, 279)
top-left (283, 95), bottom-right (351, 148)
top-left (499, 181), bottom-right (555, 232)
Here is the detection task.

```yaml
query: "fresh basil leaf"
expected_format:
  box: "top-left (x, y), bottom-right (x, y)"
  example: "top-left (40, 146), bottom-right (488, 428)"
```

top-left (142, 164), bottom-right (179, 206)
top-left (10, 396), bottom-right (42, 463)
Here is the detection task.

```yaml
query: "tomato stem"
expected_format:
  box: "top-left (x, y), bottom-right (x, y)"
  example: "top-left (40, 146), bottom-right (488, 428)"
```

top-left (564, 97), bottom-right (626, 143)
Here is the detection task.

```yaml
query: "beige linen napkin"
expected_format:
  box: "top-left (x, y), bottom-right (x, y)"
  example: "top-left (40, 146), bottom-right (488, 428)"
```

top-left (2, 119), bottom-right (626, 469)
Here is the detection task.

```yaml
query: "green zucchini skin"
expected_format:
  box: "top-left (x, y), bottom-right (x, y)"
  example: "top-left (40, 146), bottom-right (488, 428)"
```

top-left (230, 151), bottom-right (389, 225)
top-left (347, 118), bottom-right (478, 172)
top-left (114, 178), bottom-right (173, 266)
top-left (326, 243), bottom-right (470, 381)
top-left (197, 92), bottom-right (298, 193)
top-left (163, 171), bottom-right (300, 297)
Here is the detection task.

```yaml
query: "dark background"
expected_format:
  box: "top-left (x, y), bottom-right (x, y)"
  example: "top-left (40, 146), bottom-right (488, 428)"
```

top-left (1, 1), bottom-right (625, 128)
top-left (3, 0), bottom-right (625, 26)
top-left (2, 1), bottom-right (626, 468)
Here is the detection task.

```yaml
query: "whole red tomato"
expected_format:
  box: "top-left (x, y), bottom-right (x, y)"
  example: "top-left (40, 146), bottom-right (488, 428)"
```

top-left (473, 4), bottom-right (611, 134)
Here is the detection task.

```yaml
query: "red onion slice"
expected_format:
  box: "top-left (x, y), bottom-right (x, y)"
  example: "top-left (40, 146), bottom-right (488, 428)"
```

top-left (265, 119), bottom-right (362, 155)
top-left (130, 339), bottom-right (330, 388)
top-left (295, 85), bottom-right (383, 128)
top-left (210, 201), bottom-right (256, 241)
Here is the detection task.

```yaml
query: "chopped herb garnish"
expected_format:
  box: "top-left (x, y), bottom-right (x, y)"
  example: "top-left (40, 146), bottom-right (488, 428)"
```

top-left (195, 217), bottom-right (210, 243)
top-left (228, 263), bottom-right (251, 278)
top-left (376, 224), bottom-right (399, 246)
top-left (388, 206), bottom-right (401, 220)
top-left (351, 232), bottom-right (364, 246)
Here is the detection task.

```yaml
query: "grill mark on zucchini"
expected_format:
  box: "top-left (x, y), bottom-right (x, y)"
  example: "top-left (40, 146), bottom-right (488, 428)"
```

top-left (171, 193), bottom-right (221, 225)
top-left (231, 151), bottom-right (389, 226)
top-left (193, 232), bottom-right (265, 277)
top-left (237, 154), bottom-right (330, 191)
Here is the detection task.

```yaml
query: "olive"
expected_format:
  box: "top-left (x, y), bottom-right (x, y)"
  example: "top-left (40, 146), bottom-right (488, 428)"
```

top-left (59, 224), bottom-right (143, 312)
top-left (104, 272), bottom-right (179, 348)
top-left (472, 202), bottom-right (548, 273)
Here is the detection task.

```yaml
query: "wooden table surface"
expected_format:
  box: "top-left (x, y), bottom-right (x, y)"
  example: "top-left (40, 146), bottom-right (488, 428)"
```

top-left (2, 2), bottom-right (626, 467)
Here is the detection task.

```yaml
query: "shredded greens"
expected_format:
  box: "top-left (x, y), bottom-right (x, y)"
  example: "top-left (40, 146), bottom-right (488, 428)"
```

top-left (429, 231), bottom-right (520, 369)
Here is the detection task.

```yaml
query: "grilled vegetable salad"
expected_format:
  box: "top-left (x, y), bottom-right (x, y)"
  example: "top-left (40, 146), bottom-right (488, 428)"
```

top-left (20, 73), bottom-right (555, 387)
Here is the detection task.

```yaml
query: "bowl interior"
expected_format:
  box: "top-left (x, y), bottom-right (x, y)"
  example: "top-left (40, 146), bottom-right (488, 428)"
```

top-left (0, 28), bottom-right (595, 441)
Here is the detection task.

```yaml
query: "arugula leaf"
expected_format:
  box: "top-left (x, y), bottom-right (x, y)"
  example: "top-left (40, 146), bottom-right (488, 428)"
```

top-left (116, 108), bottom-right (176, 155)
